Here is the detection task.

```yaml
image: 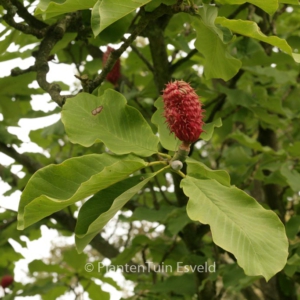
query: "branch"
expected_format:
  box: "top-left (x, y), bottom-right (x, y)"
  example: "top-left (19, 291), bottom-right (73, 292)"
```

top-left (89, 4), bottom-right (174, 93)
top-left (0, 154), bottom-right (130, 261)
top-left (9, 0), bottom-right (48, 29)
top-left (51, 211), bottom-right (140, 263)
top-left (227, 3), bottom-right (248, 19)
top-left (205, 70), bottom-right (244, 123)
top-left (170, 48), bottom-right (197, 73)
top-left (129, 43), bottom-right (154, 72)
top-left (35, 15), bottom-right (75, 106)
top-left (0, 163), bottom-right (19, 187)
top-left (258, 126), bottom-right (285, 222)
top-left (11, 65), bottom-right (36, 76)
top-left (0, 216), bottom-right (17, 230)
top-left (0, 0), bottom-right (48, 38)
top-left (0, 141), bottom-right (42, 173)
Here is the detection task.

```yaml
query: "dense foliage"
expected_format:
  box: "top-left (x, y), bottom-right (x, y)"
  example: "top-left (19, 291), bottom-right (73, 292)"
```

top-left (0, 0), bottom-right (300, 299)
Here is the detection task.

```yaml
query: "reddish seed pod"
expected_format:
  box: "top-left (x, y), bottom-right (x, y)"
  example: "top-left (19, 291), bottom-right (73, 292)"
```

top-left (162, 80), bottom-right (204, 144)
top-left (1, 275), bottom-right (14, 288)
top-left (102, 46), bottom-right (121, 85)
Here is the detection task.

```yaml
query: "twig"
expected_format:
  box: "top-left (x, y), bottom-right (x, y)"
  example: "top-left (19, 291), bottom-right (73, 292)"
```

top-left (0, 0), bottom-right (48, 38)
top-left (170, 48), bottom-right (197, 73)
top-left (0, 216), bottom-right (17, 230)
top-left (129, 43), bottom-right (154, 72)
top-left (35, 15), bottom-right (75, 106)
top-left (123, 222), bottom-right (133, 248)
top-left (89, 4), bottom-right (174, 92)
top-left (11, 65), bottom-right (36, 76)
top-left (227, 3), bottom-right (248, 19)
top-left (9, 0), bottom-right (48, 29)
top-left (147, 162), bottom-right (176, 206)
top-left (141, 246), bottom-right (157, 283)
top-left (0, 163), bottom-right (19, 187)
top-left (0, 141), bottom-right (42, 173)
top-left (206, 70), bottom-right (244, 123)
top-left (159, 235), bottom-right (178, 264)
top-left (148, 179), bottom-right (160, 210)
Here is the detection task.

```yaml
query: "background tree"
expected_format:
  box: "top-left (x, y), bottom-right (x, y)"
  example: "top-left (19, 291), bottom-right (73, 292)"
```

top-left (0, 0), bottom-right (300, 299)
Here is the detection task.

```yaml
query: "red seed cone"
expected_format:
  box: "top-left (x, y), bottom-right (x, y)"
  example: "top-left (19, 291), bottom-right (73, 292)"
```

top-left (162, 80), bottom-right (204, 144)
top-left (1, 275), bottom-right (14, 288)
top-left (102, 46), bottom-right (121, 85)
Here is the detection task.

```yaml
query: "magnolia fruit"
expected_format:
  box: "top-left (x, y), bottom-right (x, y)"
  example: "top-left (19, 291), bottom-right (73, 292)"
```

top-left (102, 46), bottom-right (121, 85)
top-left (1, 275), bottom-right (14, 288)
top-left (162, 80), bottom-right (204, 144)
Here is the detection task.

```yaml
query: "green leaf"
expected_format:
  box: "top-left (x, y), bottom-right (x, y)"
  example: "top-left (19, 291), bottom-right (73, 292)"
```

top-left (285, 216), bottom-right (300, 240)
top-left (111, 235), bottom-right (150, 265)
top-left (242, 66), bottom-right (298, 85)
top-left (0, 125), bottom-right (21, 146)
top-left (182, 176), bottom-right (288, 281)
top-left (61, 90), bottom-right (159, 156)
top-left (29, 260), bottom-right (64, 274)
top-left (222, 263), bottom-right (259, 290)
top-left (17, 153), bottom-right (147, 230)
top-left (186, 157), bottom-right (231, 187)
top-left (98, 0), bottom-right (151, 33)
top-left (0, 73), bottom-right (38, 96)
top-left (50, 33), bottom-right (77, 54)
top-left (35, 0), bottom-right (97, 19)
top-left (41, 286), bottom-right (68, 300)
top-left (287, 141), bottom-right (300, 158)
top-left (91, 0), bottom-right (101, 37)
top-left (131, 205), bottom-right (170, 222)
top-left (215, 17), bottom-right (300, 63)
top-left (201, 118), bottom-right (222, 141)
top-left (216, 0), bottom-right (278, 15)
top-left (75, 171), bottom-right (165, 252)
top-left (150, 273), bottom-right (196, 295)
top-left (151, 97), bottom-right (181, 151)
top-left (228, 130), bottom-right (273, 152)
top-left (145, 0), bottom-right (176, 12)
top-left (20, 280), bottom-right (66, 297)
top-left (164, 207), bottom-right (191, 235)
top-left (62, 248), bottom-right (88, 270)
top-left (193, 6), bottom-right (242, 81)
top-left (287, 253), bottom-right (300, 266)
top-left (86, 281), bottom-right (110, 300)
top-left (279, 0), bottom-right (299, 4)
top-left (280, 163), bottom-right (300, 192)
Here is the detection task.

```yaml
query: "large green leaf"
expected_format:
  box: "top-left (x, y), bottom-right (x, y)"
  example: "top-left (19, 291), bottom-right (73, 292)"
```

top-left (0, 73), bottom-right (39, 96)
top-left (75, 171), bottom-right (165, 252)
top-left (182, 176), bottom-right (288, 281)
top-left (216, 0), bottom-right (278, 15)
top-left (91, 0), bottom-right (101, 37)
top-left (17, 153), bottom-right (147, 229)
top-left (279, 0), bottom-right (299, 4)
top-left (98, 0), bottom-right (151, 33)
top-left (228, 130), bottom-right (273, 152)
top-left (186, 157), bottom-right (231, 187)
top-left (280, 163), bottom-right (300, 192)
top-left (35, 0), bottom-right (97, 19)
top-left (61, 89), bottom-right (159, 156)
top-left (201, 118), bottom-right (222, 141)
top-left (193, 6), bottom-right (242, 81)
top-left (215, 17), bottom-right (300, 63)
